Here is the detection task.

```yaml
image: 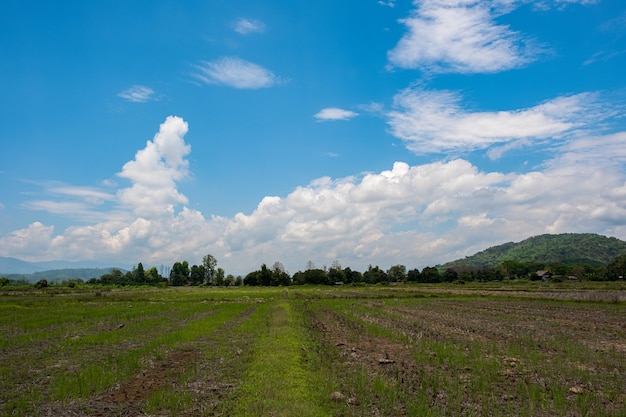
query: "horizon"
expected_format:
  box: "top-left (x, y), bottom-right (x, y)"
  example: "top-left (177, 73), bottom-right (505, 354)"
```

top-left (1, 1), bottom-right (625, 276)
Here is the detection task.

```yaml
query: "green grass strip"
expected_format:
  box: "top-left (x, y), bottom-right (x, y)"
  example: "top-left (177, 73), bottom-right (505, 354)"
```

top-left (231, 300), bottom-right (332, 417)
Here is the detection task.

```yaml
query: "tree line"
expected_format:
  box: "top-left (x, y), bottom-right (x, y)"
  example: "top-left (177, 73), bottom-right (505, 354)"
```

top-left (2, 254), bottom-right (626, 288)
top-left (86, 254), bottom-right (626, 287)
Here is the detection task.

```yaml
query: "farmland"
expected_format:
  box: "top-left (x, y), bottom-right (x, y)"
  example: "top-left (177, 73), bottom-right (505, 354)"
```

top-left (1, 283), bottom-right (625, 416)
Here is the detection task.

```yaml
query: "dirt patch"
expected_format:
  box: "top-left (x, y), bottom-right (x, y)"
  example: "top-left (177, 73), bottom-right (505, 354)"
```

top-left (99, 349), bottom-right (199, 406)
top-left (40, 306), bottom-right (258, 417)
top-left (307, 297), bottom-right (626, 416)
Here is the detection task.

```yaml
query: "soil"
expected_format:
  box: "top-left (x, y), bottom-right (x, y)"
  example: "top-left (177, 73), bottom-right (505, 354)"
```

top-left (306, 297), bottom-right (626, 416)
top-left (40, 306), bottom-right (257, 417)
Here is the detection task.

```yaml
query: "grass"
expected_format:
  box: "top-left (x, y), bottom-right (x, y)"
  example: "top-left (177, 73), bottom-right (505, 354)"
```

top-left (1, 282), bottom-right (625, 416)
top-left (224, 297), bottom-right (339, 416)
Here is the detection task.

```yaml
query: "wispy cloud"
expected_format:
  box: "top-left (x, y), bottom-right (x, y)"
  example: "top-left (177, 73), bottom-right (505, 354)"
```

top-left (386, 88), bottom-right (607, 157)
top-left (193, 57), bottom-right (281, 89)
top-left (233, 17), bottom-right (266, 35)
top-left (117, 85), bottom-right (156, 103)
top-left (20, 181), bottom-right (116, 221)
top-left (600, 11), bottom-right (626, 33)
top-left (314, 107), bottom-right (359, 121)
top-left (378, 0), bottom-right (396, 7)
top-left (583, 50), bottom-right (626, 66)
top-left (388, 0), bottom-right (539, 73)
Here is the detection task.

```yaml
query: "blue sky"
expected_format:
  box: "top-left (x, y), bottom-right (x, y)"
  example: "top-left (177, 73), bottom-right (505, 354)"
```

top-left (1, 0), bottom-right (625, 275)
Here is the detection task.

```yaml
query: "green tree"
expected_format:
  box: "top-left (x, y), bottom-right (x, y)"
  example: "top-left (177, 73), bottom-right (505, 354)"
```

top-left (146, 267), bottom-right (162, 284)
top-left (244, 271), bottom-right (259, 286)
top-left (203, 254), bottom-right (217, 285)
top-left (303, 268), bottom-right (327, 285)
top-left (387, 264), bottom-right (406, 283)
top-left (421, 266), bottom-right (441, 283)
top-left (34, 279), bottom-right (48, 289)
top-left (407, 268), bottom-right (421, 282)
top-left (170, 261), bottom-right (190, 286)
top-left (0, 277), bottom-right (9, 286)
top-left (215, 267), bottom-right (225, 286)
top-left (189, 264), bottom-right (206, 286)
top-left (225, 274), bottom-right (235, 286)
top-left (259, 264), bottom-right (272, 286)
top-left (328, 260), bottom-right (345, 284)
top-left (606, 254), bottom-right (626, 281)
top-left (343, 267), bottom-right (362, 284)
top-left (363, 265), bottom-right (388, 284)
top-left (133, 262), bottom-right (146, 284)
top-left (271, 262), bottom-right (291, 286)
top-left (443, 268), bottom-right (458, 282)
top-left (292, 271), bottom-right (306, 285)
top-left (100, 269), bottom-right (124, 285)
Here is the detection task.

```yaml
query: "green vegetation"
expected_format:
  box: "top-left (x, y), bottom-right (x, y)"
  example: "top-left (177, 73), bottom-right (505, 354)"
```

top-left (1, 283), bottom-right (625, 416)
top-left (441, 233), bottom-right (626, 270)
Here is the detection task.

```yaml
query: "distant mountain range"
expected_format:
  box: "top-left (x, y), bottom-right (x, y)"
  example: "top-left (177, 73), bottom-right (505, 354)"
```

top-left (0, 257), bottom-right (128, 282)
top-left (3, 233), bottom-right (626, 282)
top-left (438, 233), bottom-right (626, 271)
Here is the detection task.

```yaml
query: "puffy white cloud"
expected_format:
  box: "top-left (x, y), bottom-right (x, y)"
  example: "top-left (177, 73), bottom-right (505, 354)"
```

top-left (314, 107), bottom-right (359, 121)
top-left (117, 85), bottom-right (156, 103)
top-left (3, 116), bottom-right (626, 274)
top-left (193, 57), bottom-right (281, 89)
top-left (0, 222), bottom-right (54, 259)
top-left (386, 88), bottom-right (606, 156)
top-left (233, 18), bottom-right (266, 35)
top-left (388, 0), bottom-right (538, 73)
top-left (117, 116), bottom-right (191, 218)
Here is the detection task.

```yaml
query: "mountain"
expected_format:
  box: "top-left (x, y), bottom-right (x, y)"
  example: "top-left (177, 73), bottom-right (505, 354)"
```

top-left (439, 233), bottom-right (626, 270)
top-left (0, 256), bottom-right (131, 275)
top-left (0, 256), bottom-right (131, 283)
top-left (4, 268), bottom-right (123, 283)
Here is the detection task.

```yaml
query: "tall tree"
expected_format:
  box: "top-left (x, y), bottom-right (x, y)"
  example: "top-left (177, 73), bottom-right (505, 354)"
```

top-left (328, 260), bottom-right (345, 284)
top-left (387, 264), bottom-right (406, 283)
top-left (189, 264), bottom-right (206, 286)
top-left (133, 262), bottom-right (146, 284)
top-left (407, 268), bottom-right (421, 282)
top-left (215, 267), bottom-right (225, 286)
top-left (421, 266), bottom-right (441, 283)
top-left (170, 261), bottom-right (190, 286)
top-left (203, 254), bottom-right (217, 284)
top-left (271, 262), bottom-right (291, 286)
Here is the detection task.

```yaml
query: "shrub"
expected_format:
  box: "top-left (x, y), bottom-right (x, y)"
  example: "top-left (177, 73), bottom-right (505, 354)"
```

top-left (35, 279), bottom-right (48, 289)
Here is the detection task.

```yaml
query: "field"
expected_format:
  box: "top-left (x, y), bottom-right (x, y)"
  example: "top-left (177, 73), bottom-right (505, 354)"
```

top-left (1, 283), bottom-right (625, 416)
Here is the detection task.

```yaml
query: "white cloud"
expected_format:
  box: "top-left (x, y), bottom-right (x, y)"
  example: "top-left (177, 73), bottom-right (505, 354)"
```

top-left (0, 222), bottom-right (55, 259)
top-left (388, 0), bottom-right (538, 73)
top-left (117, 116), bottom-right (191, 218)
top-left (386, 88), bottom-right (607, 156)
top-left (4, 118), bottom-right (626, 274)
top-left (118, 85), bottom-right (156, 103)
top-left (233, 18), bottom-right (266, 35)
top-left (193, 57), bottom-right (281, 89)
top-left (314, 107), bottom-right (359, 121)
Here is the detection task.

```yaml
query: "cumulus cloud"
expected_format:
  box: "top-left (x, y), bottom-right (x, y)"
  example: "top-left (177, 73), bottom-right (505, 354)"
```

top-left (118, 85), bottom-right (156, 103)
top-left (193, 57), bottom-right (281, 89)
top-left (0, 222), bottom-right (55, 259)
top-left (233, 18), bottom-right (266, 35)
top-left (386, 88), bottom-right (607, 156)
top-left (3, 117), bottom-right (626, 274)
top-left (117, 116), bottom-right (191, 217)
top-left (388, 0), bottom-right (539, 73)
top-left (314, 107), bottom-right (359, 121)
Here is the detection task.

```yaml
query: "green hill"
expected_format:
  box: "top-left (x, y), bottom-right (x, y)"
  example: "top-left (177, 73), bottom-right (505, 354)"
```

top-left (440, 233), bottom-right (626, 270)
